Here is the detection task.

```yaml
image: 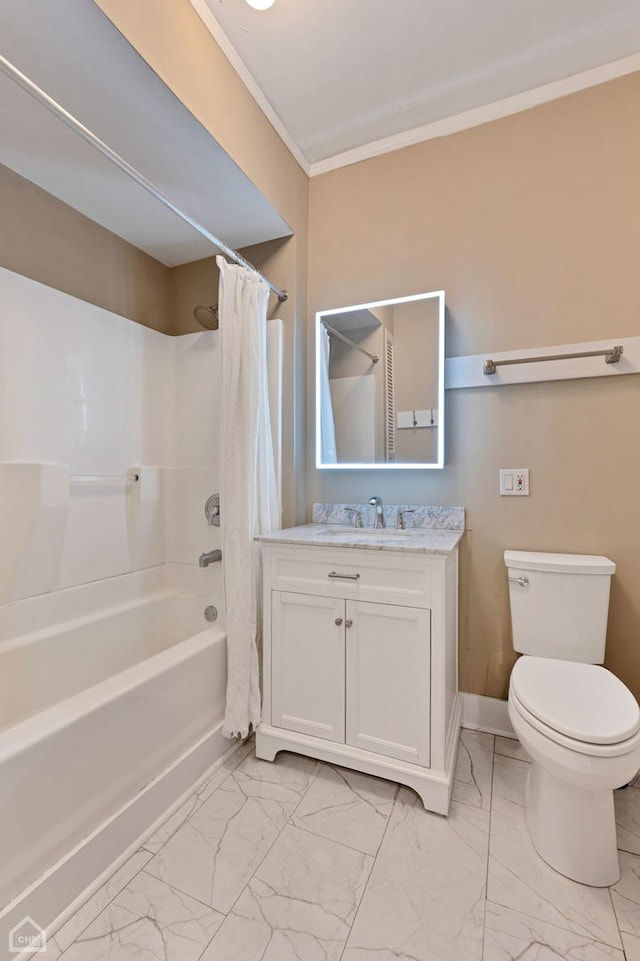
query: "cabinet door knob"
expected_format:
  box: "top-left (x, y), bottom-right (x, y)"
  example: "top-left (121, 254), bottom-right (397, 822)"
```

top-left (345, 619), bottom-right (353, 628)
top-left (335, 617), bottom-right (343, 626)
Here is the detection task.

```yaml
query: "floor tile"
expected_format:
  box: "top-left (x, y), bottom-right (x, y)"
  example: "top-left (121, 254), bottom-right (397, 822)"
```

top-left (495, 735), bottom-right (530, 763)
top-left (622, 930), bottom-right (640, 960)
top-left (145, 752), bottom-right (318, 913)
top-left (615, 786), bottom-right (640, 855)
top-left (201, 824), bottom-right (372, 961)
top-left (342, 789), bottom-right (490, 961)
top-left (53, 850), bottom-right (153, 952)
top-left (291, 763), bottom-right (397, 854)
top-left (58, 871), bottom-right (223, 961)
top-left (35, 938), bottom-right (62, 960)
top-left (143, 738), bottom-right (255, 855)
top-left (610, 850), bottom-right (640, 938)
top-left (487, 755), bottom-right (622, 950)
top-left (483, 901), bottom-right (625, 960)
top-left (451, 729), bottom-right (495, 811)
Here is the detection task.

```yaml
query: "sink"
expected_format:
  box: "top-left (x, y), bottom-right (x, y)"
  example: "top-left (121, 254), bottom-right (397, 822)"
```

top-left (321, 527), bottom-right (414, 538)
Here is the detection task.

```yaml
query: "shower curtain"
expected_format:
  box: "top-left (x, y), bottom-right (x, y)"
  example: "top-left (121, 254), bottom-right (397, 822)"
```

top-left (217, 255), bottom-right (281, 738)
top-left (319, 326), bottom-right (337, 463)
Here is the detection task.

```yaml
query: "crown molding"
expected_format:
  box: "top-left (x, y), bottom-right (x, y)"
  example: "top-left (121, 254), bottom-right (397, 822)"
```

top-left (189, 0), bottom-right (310, 175)
top-left (310, 52), bottom-right (640, 176)
top-left (186, 6), bottom-right (640, 183)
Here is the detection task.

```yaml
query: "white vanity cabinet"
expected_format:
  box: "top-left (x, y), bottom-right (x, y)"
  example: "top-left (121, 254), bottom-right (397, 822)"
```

top-left (256, 536), bottom-right (461, 814)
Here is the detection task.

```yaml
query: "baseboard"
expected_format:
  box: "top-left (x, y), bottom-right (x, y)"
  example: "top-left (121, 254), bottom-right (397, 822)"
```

top-left (461, 693), bottom-right (515, 738)
top-left (1, 724), bottom-right (237, 960)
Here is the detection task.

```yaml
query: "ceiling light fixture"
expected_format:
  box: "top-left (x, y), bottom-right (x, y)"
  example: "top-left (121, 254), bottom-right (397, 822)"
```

top-left (245, 0), bottom-right (275, 9)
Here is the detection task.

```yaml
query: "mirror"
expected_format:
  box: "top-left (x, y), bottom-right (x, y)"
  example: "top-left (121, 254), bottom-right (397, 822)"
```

top-left (316, 290), bottom-right (445, 469)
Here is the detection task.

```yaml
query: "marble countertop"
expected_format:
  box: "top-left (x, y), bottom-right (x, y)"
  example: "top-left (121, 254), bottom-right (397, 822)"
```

top-left (255, 523), bottom-right (464, 555)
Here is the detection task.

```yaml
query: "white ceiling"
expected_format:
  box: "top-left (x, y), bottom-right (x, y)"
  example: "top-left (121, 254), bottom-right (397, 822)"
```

top-left (0, 0), bottom-right (292, 266)
top-left (194, 0), bottom-right (640, 173)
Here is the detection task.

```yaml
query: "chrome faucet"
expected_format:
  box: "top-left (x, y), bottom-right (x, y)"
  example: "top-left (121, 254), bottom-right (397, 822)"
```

top-left (367, 495), bottom-right (385, 529)
top-left (199, 549), bottom-right (222, 568)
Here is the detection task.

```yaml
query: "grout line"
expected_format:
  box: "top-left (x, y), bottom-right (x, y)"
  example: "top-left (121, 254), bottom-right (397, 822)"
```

top-left (198, 754), bottom-right (324, 928)
top-left (142, 738), bottom-right (254, 858)
top-left (336, 782), bottom-right (404, 961)
top-left (191, 757), bottom-right (322, 961)
top-left (480, 737), bottom-right (497, 960)
top-left (53, 850), bottom-right (154, 954)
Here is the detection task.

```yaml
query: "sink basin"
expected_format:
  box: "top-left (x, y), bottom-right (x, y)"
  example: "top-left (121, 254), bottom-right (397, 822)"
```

top-left (322, 527), bottom-right (414, 538)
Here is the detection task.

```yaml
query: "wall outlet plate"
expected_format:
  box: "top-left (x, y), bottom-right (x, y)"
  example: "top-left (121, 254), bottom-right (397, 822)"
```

top-left (500, 468), bottom-right (529, 496)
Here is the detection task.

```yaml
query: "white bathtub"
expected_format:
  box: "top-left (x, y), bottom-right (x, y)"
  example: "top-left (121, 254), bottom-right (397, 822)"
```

top-left (0, 567), bottom-right (229, 951)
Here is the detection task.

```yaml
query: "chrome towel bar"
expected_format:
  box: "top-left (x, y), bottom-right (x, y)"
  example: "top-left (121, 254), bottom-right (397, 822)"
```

top-left (70, 473), bottom-right (139, 486)
top-left (484, 345), bottom-right (623, 375)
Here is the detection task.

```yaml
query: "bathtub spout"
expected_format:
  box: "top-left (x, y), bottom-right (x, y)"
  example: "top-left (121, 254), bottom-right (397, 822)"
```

top-left (199, 549), bottom-right (222, 568)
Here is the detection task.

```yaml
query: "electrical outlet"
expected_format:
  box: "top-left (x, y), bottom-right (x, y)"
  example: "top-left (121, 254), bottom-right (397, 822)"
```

top-left (500, 468), bottom-right (530, 496)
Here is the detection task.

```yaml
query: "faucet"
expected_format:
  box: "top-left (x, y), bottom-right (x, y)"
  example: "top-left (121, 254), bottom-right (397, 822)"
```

top-left (199, 549), bottom-right (222, 568)
top-left (367, 495), bottom-right (385, 529)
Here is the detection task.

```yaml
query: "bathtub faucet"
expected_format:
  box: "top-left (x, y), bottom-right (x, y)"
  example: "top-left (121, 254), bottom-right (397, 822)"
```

top-left (199, 549), bottom-right (222, 568)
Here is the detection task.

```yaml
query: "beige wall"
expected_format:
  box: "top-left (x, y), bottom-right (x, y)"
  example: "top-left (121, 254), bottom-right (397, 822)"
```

top-left (95, 0), bottom-right (309, 526)
top-left (0, 163), bottom-right (173, 334)
top-left (308, 73), bottom-right (640, 701)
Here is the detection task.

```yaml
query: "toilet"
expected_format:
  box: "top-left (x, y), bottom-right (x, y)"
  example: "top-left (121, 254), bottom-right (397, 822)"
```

top-left (505, 550), bottom-right (640, 886)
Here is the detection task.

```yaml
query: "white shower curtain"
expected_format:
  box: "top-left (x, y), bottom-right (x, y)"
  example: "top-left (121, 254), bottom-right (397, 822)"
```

top-left (319, 326), bottom-right (337, 463)
top-left (217, 255), bottom-right (281, 738)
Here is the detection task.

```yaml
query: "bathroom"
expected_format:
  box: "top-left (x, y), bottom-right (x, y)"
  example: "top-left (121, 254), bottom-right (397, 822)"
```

top-left (1, 1), bottom-right (640, 959)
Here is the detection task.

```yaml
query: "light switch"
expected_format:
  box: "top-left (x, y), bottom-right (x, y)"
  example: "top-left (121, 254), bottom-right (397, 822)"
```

top-left (500, 468), bottom-right (529, 496)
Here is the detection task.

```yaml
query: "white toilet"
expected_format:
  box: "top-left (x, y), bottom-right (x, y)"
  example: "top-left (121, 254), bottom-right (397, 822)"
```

top-left (505, 550), bottom-right (640, 886)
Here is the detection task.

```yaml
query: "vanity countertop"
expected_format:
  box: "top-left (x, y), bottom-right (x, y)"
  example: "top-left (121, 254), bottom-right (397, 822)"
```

top-left (256, 523), bottom-right (464, 555)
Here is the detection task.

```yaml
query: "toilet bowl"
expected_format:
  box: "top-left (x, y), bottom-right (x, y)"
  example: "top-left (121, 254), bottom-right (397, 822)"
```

top-left (504, 550), bottom-right (640, 887)
top-left (508, 657), bottom-right (640, 885)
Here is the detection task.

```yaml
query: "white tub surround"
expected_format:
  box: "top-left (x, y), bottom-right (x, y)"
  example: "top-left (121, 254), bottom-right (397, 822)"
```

top-left (255, 513), bottom-right (463, 815)
top-left (0, 566), bottom-right (229, 951)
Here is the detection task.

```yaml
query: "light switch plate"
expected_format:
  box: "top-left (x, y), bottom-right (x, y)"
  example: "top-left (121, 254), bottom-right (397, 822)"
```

top-left (500, 468), bottom-right (529, 496)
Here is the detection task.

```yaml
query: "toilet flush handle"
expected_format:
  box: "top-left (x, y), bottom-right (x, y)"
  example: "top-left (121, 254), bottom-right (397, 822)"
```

top-left (506, 575), bottom-right (529, 587)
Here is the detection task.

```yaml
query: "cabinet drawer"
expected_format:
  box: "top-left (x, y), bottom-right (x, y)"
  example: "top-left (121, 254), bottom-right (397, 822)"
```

top-left (269, 546), bottom-right (432, 609)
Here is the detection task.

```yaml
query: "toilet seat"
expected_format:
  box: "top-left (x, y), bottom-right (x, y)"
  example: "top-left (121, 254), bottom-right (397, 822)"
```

top-left (510, 656), bottom-right (640, 746)
top-left (510, 687), bottom-right (640, 758)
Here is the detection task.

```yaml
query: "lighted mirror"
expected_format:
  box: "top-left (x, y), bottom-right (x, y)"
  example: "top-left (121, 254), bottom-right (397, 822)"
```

top-left (316, 290), bottom-right (445, 470)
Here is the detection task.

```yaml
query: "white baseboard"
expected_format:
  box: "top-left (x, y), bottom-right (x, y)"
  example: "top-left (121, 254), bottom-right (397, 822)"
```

top-left (461, 693), bottom-right (515, 738)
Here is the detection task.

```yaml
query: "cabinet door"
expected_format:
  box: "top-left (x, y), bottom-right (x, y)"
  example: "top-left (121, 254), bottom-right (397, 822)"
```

top-left (271, 591), bottom-right (345, 742)
top-left (346, 601), bottom-right (431, 766)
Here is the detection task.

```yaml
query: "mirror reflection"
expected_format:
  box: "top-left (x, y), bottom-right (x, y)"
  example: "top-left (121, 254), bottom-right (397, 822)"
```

top-left (316, 291), bottom-right (445, 469)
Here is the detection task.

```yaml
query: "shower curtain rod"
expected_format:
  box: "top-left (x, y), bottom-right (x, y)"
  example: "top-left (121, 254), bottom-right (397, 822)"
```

top-left (0, 54), bottom-right (288, 304)
top-left (323, 321), bottom-right (379, 363)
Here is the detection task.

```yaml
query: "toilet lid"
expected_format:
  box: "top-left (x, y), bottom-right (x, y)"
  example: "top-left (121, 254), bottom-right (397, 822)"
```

top-left (510, 657), bottom-right (640, 745)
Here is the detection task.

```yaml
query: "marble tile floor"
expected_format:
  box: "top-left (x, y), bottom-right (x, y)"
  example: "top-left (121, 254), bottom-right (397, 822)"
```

top-left (39, 731), bottom-right (640, 961)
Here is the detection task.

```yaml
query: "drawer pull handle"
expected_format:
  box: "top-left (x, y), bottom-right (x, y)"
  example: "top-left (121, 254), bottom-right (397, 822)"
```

top-left (328, 571), bottom-right (360, 581)
top-left (345, 619), bottom-right (353, 628)
top-left (335, 617), bottom-right (343, 626)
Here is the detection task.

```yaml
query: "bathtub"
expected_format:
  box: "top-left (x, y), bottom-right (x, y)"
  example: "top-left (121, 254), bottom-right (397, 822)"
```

top-left (0, 567), bottom-right (230, 952)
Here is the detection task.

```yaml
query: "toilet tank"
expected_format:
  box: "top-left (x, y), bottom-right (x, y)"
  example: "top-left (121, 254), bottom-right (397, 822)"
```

top-left (504, 551), bottom-right (616, 663)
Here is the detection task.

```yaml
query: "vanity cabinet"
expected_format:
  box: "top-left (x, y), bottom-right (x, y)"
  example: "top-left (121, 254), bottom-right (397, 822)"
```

top-left (272, 592), bottom-right (430, 763)
top-left (256, 539), bottom-right (461, 814)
